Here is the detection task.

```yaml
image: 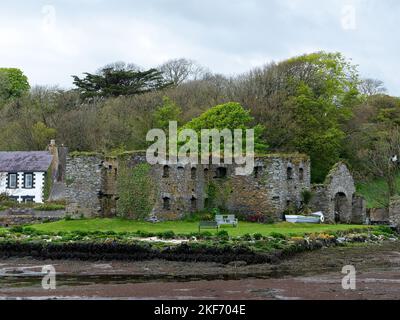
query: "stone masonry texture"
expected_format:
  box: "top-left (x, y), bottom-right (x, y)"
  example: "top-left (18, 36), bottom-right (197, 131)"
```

top-left (63, 153), bottom-right (365, 224)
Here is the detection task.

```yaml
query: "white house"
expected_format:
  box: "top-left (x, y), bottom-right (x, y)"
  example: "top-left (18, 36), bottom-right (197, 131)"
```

top-left (0, 151), bottom-right (54, 204)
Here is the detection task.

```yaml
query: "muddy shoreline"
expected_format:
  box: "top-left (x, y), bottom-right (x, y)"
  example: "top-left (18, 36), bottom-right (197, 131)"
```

top-left (0, 241), bottom-right (399, 300)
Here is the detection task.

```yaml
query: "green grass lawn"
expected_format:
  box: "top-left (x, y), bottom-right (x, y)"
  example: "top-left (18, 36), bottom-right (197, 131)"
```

top-left (29, 218), bottom-right (372, 237)
top-left (357, 174), bottom-right (400, 209)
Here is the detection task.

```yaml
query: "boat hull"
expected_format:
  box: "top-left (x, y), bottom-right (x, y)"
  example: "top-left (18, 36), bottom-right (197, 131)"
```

top-left (285, 215), bottom-right (321, 224)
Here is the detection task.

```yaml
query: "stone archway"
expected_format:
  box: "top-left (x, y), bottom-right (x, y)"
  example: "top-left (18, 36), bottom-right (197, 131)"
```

top-left (334, 192), bottom-right (351, 223)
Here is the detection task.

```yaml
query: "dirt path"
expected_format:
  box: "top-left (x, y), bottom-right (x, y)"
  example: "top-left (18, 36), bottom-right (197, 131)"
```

top-left (0, 241), bottom-right (399, 300)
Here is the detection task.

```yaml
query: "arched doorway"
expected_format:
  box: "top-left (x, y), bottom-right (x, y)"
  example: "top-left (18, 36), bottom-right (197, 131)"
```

top-left (334, 192), bottom-right (349, 223)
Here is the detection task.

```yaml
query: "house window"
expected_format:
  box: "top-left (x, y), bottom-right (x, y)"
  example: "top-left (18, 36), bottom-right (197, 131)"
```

top-left (22, 196), bottom-right (34, 203)
top-left (215, 167), bottom-right (227, 179)
top-left (162, 165), bottom-right (170, 178)
top-left (163, 197), bottom-right (171, 210)
top-left (287, 167), bottom-right (293, 180)
top-left (9, 196), bottom-right (19, 202)
top-left (299, 168), bottom-right (304, 181)
top-left (191, 167), bottom-right (197, 180)
top-left (24, 173), bottom-right (34, 189)
top-left (8, 173), bottom-right (17, 189)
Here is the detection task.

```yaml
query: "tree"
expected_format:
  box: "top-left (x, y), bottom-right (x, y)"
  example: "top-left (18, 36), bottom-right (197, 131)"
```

top-left (363, 127), bottom-right (400, 206)
top-left (358, 78), bottom-right (387, 96)
top-left (344, 95), bottom-right (400, 191)
top-left (0, 68), bottom-right (30, 101)
top-left (183, 102), bottom-right (267, 152)
top-left (159, 58), bottom-right (206, 86)
top-left (287, 84), bottom-right (348, 182)
top-left (31, 122), bottom-right (57, 150)
top-left (233, 52), bottom-right (360, 182)
top-left (72, 63), bottom-right (172, 98)
top-left (153, 96), bottom-right (182, 130)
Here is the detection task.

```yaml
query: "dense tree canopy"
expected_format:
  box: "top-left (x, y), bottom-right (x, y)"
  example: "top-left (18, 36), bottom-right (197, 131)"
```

top-left (0, 52), bottom-right (398, 186)
top-left (153, 96), bottom-right (182, 130)
top-left (72, 64), bottom-right (172, 98)
top-left (183, 102), bottom-right (267, 152)
top-left (0, 68), bottom-right (30, 102)
top-left (231, 52), bottom-right (360, 181)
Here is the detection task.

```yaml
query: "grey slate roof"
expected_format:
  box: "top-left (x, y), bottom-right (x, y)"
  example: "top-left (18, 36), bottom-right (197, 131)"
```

top-left (0, 151), bottom-right (53, 172)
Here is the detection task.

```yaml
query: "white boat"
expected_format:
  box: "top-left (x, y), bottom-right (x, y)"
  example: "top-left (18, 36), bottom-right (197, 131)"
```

top-left (285, 212), bottom-right (325, 224)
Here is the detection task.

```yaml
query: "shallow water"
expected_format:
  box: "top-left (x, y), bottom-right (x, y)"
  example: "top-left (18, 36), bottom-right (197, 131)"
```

top-left (0, 241), bottom-right (399, 300)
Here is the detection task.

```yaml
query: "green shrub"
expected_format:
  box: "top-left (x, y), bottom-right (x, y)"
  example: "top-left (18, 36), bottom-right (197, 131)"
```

top-left (10, 226), bottom-right (23, 233)
top-left (270, 232), bottom-right (286, 240)
top-left (136, 230), bottom-right (156, 238)
top-left (195, 231), bottom-right (213, 239)
top-left (0, 193), bottom-right (18, 209)
top-left (183, 211), bottom-right (212, 222)
top-left (376, 225), bottom-right (394, 235)
top-left (242, 233), bottom-right (253, 241)
top-left (159, 230), bottom-right (175, 239)
top-left (216, 230), bottom-right (229, 239)
top-left (253, 233), bottom-right (263, 240)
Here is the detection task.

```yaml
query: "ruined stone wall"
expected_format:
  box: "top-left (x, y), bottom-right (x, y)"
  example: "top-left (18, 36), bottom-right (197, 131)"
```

top-left (119, 153), bottom-right (311, 221)
top-left (311, 162), bottom-right (361, 224)
top-left (389, 196), bottom-right (400, 229)
top-left (99, 157), bottom-right (119, 217)
top-left (352, 196), bottom-right (367, 224)
top-left (65, 155), bottom-right (103, 216)
top-left (310, 185), bottom-right (331, 216)
top-left (0, 209), bottom-right (64, 226)
top-left (62, 153), bottom-right (367, 224)
top-left (221, 156), bottom-right (311, 220)
top-left (369, 208), bottom-right (390, 224)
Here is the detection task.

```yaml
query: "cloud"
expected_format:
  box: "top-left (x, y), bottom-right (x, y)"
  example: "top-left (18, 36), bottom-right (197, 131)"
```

top-left (0, 0), bottom-right (398, 95)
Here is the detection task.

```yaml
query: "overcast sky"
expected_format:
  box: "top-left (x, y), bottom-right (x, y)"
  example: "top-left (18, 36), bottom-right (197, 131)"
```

top-left (0, 0), bottom-right (398, 95)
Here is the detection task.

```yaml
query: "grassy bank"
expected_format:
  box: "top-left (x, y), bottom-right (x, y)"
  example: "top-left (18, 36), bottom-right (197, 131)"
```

top-left (356, 175), bottom-right (400, 209)
top-left (30, 218), bottom-right (373, 237)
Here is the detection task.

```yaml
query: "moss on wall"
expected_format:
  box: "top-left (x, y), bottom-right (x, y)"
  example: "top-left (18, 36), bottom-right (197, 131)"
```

top-left (205, 179), bottom-right (233, 211)
top-left (68, 151), bottom-right (103, 158)
top-left (116, 162), bottom-right (155, 220)
top-left (43, 166), bottom-right (53, 201)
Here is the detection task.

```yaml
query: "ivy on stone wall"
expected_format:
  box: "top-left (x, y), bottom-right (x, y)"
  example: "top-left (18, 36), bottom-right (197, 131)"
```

top-left (116, 163), bottom-right (155, 220)
top-left (205, 180), bottom-right (233, 211)
top-left (43, 167), bottom-right (53, 201)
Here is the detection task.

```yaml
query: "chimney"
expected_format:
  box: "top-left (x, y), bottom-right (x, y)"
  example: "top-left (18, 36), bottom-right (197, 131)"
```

top-left (48, 140), bottom-right (59, 180)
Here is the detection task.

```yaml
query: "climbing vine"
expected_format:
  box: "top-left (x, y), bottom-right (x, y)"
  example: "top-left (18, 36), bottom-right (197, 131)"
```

top-left (205, 180), bottom-right (233, 212)
top-left (43, 166), bottom-right (53, 201)
top-left (116, 163), bottom-right (155, 220)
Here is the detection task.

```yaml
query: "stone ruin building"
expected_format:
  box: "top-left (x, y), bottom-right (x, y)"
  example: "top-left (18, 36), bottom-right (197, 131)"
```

top-left (55, 145), bottom-right (367, 224)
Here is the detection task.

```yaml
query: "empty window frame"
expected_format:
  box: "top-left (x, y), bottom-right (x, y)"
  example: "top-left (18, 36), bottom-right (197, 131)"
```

top-left (299, 168), bottom-right (304, 181)
top-left (287, 167), bottom-right (294, 180)
top-left (191, 167), bottom-right (197, 180)
top-left (162, 165), bottom-right (170, 178)
top-left (163, 197), bottom-right (171, 210)
top-left (215, 167), bottom-right (227, 179)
